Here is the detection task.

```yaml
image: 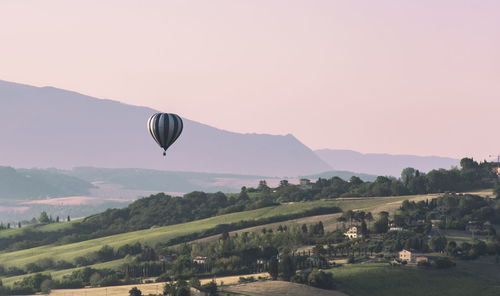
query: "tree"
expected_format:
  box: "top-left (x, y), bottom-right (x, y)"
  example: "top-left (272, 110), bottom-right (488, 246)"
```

top-left (176, 280), bottom-right (190, 296)
top-left (373, 215), bottom-right (389, 233)
top-left (361, 220), bottom-right (368, 236)
top-left (39, 211), bottom-right (50, 223)
top-left (336, 216), bottom-right (347, 229)
top-left (493, 181), bottom-right (500, 199)
top-left (379, 211), bottom-right (389, 218)
top-left (89, 273), bottom-right (102, 287)
top-left (307, 270), bottom-right (334, 289)
top-left (201, 281), bottom-right (217, 296)
top-left (301, 224), bottom-right (308, 233)
top-left (269, 257), bottom-right (279, 280)
top-left (345, 210), bottom-right (354, 224)
top-left (40, 279), bottom-right (53, 294)
top-left (278, 254), bottom-right (296, 281)
top-left (189, 277), bottom-right (200, 289)
top-left (279, 180), bottom-right (289, 187)
top-left (221, 231), bottom-right (230, 241)
top-left (238, 187), bottom-right (250, 202)
top-left (408, 175), bottom-right (427, 194)
top-left (401, 167), bottom-right (416, 185)
top-left (164, 280), bottom-right (190, 296)
top-left (349, 176), bottom-right (364, 187)
top-left (312, 221), bottom-right (324, 236)
top-left (424, 222), bottom-right (432, 235)
top-left (428, 236), bottom-right (447, 252)
top-left (129, 287), bottom-right (142, 296)
top-left (258, 180), bottom-right (270, 192)
top-left (97, 245), bottom-right (115, 262)
top-left (164, 282), bottom-right (176, 295)
top-left (460, 158), bottom-right (478, 170)
top-left (366, 212), bottom-right (374, 228)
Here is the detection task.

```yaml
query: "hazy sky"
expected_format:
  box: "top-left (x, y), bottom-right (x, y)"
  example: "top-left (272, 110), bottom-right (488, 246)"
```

top-left (1, 0), bottom-right (499, 160)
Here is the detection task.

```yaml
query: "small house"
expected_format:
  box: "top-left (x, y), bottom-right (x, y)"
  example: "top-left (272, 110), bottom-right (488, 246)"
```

top-left (344, 226), bottom-right (361, 239)
top-left (193, 256), bottom-right (208, 264)
top-left (466, 220), bottom-right (483, 232)
top-left (299, 179), bottom-right (313, 190)
top-left (399, 249), bottom-right (417, 263)
top-left (416, 256), bottom-right (429, 264)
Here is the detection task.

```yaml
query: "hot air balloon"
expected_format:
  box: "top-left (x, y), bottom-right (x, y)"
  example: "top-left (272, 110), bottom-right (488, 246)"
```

top-left (148, 113), bottom-right (183, 156)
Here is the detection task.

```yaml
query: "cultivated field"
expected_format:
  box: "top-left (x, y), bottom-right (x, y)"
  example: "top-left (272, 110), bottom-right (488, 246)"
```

top-left (222, 280), bottom-right (348, 296)
top-left (47, 279), bottom-right (347, 296)
top-left (329, 261), bottom-right (500, 296)
top-left (172, 193), bottom-right (452, 247)
top-left (46, 273), bottom-right (270, 296)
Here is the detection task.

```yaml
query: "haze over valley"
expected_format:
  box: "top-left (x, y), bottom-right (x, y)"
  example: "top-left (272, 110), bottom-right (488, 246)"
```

top-left (0, 80), bottom-right (463, 221)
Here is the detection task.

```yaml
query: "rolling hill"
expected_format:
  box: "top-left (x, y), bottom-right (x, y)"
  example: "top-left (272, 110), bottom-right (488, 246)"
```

top-left (0, 166), bottom-right (94, 199)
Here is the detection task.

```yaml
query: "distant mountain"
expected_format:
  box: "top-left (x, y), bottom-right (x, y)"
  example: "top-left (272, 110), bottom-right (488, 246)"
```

top-left (0, 166), bottom-right (94, 199)
top-left (315, 149), bottom-right (460, 177)
top-left (0, 80), bottom-right (331, 176)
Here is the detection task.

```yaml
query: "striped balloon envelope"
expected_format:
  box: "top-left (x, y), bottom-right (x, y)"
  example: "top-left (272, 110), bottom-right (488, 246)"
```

top-left (147, 113), bottom-right (183, 156)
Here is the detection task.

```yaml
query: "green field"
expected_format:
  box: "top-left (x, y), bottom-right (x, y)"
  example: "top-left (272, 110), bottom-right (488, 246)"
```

top-left (0, 200), bottom-right (347, 286)
top-left (0, 201), bottom-right (342, 265)
top-left (329, 261), bottom-right (500, 296)
top-left (0, 219), bottom-right (77, 239)
top-left (0, 192), bottom-right (481, 288)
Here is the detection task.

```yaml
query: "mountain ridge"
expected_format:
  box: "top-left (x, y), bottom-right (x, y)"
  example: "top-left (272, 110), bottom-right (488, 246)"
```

top-left (0, 80), bottom-right (331, 176)
top-left (315, 149), bottom-right (460, 177)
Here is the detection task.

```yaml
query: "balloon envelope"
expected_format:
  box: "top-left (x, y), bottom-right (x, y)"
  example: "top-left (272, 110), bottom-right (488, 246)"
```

top-left (148, 113), bottom-right (183, 153)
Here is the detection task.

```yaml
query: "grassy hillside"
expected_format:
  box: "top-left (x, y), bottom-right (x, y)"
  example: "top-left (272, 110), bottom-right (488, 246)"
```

top-left (329, 261), bottom-right (500, 296)
top-left (0, 193), bottom-right (445, 287)
top-left (0, 200), bottom-right (341, 286)
top-left (1, 191), bottom-right (493, 289)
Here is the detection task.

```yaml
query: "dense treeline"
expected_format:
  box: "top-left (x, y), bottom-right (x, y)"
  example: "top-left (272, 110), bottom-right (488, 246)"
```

top-left (0, 190), bottom-right (277, 251)
top-left (0, 188), bottom-right (268, 247)
top-left (1, 158), bottom-right (498, 253)
top-left (395, 193), bottom-right (500, 231)
top-left (273, 158), bottom-right (499, 201)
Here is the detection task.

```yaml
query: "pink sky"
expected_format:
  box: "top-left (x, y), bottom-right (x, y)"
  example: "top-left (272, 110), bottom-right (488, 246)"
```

top-left (1, 0), bottom-right (499, 160)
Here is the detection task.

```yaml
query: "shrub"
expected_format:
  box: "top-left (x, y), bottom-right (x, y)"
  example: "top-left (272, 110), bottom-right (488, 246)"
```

top-left (307, 270), bottom-right (335, 289)
top-left (238, 276), bottom-right (257, 284)
top-left (431, 257), bottom-right (456, 269)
